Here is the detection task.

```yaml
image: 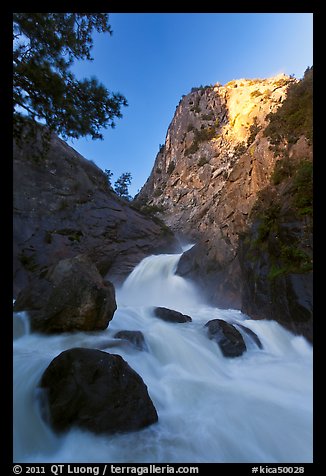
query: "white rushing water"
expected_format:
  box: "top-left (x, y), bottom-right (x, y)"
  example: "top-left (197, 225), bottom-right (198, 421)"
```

top-left (13, 251), bottom-right (313, 463)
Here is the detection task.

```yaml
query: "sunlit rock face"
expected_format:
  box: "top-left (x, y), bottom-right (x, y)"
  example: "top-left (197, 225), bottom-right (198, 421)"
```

top-left (137, 74), bottom-right (294, 244)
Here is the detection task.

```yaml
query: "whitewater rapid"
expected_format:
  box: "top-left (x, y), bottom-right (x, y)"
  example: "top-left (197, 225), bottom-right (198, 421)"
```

top-left (13, 251), bottom-right (313, 463)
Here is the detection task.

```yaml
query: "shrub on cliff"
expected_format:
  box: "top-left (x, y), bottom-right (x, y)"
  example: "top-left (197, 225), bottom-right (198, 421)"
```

top-left (264, 66), bottom-right (313, 146)
top-left (292, 160), bottom-right (313, 216)
top-left (185, 126), bottom-right (218, 156)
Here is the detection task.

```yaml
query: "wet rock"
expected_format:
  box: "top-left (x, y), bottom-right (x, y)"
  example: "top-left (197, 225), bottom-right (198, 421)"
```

top-left (113, 330), bottom-right (148, 351)
top-left (39, 347), bottom-right (158, 434)
top-left (234, 323), bottom-right (263, 349)
top-left (176, 243), bottom-right (242, 310)
top-left (14, 254), bottom-right (117, 333)
top-left (239, 221), bottom-right (313, 343)
top-left (153, 307), bottom-right (192, 323)
top-left (205, 319), bottom-right (246, 357)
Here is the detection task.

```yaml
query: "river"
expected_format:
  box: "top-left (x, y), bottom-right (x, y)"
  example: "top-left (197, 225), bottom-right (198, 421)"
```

top-left (13, 250), bottom-right (313, 463)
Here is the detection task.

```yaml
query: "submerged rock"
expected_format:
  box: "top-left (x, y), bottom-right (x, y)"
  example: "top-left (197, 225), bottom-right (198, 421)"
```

top-left (13, 254), bottom-right (117, 333)
top-left (205, 319), bottom-right (246, 357)
top-left (234, 323), bottom-right (263, 349)
top-left (39, 347), bottom-right (158, 434)
top-left (113, 330), bottom-right (148, 351)
top-left (153, 307), bottom-right (192, 323)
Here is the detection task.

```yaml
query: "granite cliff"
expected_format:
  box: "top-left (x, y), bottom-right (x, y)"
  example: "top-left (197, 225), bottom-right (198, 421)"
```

top-left (13, 125), bottom-right (180, 299)
top-left (135, 70), bottom-right (313, 341)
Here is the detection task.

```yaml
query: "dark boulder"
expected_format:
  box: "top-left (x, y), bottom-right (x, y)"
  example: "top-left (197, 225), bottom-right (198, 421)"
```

top-left (176, 242), bottom-right (242, 310)
top-left (153, 307), bottom-right (192, 323)
top-left (205, 319), bottom-right (247, 357)
top-left (39, 347), bottom-right (158, 434)
top-left (13, 254), bottom-right (117, 333)
top-left (113, 330), bottom-right (148, 351)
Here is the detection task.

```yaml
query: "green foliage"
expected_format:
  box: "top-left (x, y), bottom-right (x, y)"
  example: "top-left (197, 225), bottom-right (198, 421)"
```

top-left (267, 264), bottom-right (287, 280)
top-left (255, 204), bottom-right (281, 243)
top-left (184, 125), bottom-right (217, 156)
top-left (201, 112), bottom-right (215, 121)
top-left (247, 117), bottom-right (262, 146)
top-left (185, 142), bottom-right (199, 156)
top-left (249, 145), bottom-right (255, 157)
top-left (190, 96), bottom-right (201, 113)
top-left (271, 159), bottom-right (295, 185)
top-left (114, 172), bottom-right (132, 200)
top-left (271, 158), bottom-right (312, 215)
top-left (55, 228), bottom-right (84, 242)
top-left (19, 252), bottom-right (38, 271)
top-left (280, 245), bottom-right (312, 272)
top-left (292, 160), bottom-right (313, 215)
top-left (264, 66), bottom-right (313, 146)
top-left (230, 113), bottom-right (239, 128)
top-left (195, 127), bottom-right (216, 142)
top-left (250, 90), bottom-right (262, 98)
top-left (198, 156), bottom-right (209, 167)
top-left (104, 169), bottom-right (113, 187)
top-left (190, 85), bottom-right (212, 93)
top-left (153, 187), bottom-right (163, 197)
top-left (250, 190), bottom-right (312, 280)
top-left (273, 78), bottom-right (289, 88)
top-left (136, 204), bottom-right (165, 216)
top-left (250, 200), bottom-right (312, 280)
top-left (246, 79), bottom-right (265, 86)
top-left (267, 244), bottom-right (312, 280)
top-left (263, 89), bottom-right (272, 100)
top-left (13, 13), bottom-right (127, 141)
top-left (225, 80), bottom-right (237, 87)
top-left (234, 142), bottom-right (247, 157)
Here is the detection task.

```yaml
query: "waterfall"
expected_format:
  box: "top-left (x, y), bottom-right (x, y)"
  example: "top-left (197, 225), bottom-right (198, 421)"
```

top-left (117, 252), bottom-right (202, 311)
top-left (13, 251), bottom-right (313, 463)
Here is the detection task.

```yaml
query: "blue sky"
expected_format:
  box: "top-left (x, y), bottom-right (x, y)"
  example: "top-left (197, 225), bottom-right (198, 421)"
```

top-left (68, 13), bottom-right (313, 197)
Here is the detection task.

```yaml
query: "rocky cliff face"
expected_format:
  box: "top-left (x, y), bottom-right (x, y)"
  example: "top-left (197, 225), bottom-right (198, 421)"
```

top-left (135, 72), bottom-right (313, 340)
top-left (13, 126), bottom-right (180, 297)
top-left (137, 75), bottom-right (294, 238)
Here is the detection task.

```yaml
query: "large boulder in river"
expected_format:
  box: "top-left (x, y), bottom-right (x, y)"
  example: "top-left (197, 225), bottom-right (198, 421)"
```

top-left (13, 254), bottom-right (117, 333)
top-left (39, 348), bottom-right (158, 434)
top-left (205, 319), bottom-right (246, 357)
top-left (153, 307), bottom-right (192, 323)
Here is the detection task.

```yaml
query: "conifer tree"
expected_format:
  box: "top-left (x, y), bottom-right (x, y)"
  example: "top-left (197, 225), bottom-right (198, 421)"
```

top-left (114, 172), bottom-right (132, 200)
top-left (13, 13), bottom-right (127, 140)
